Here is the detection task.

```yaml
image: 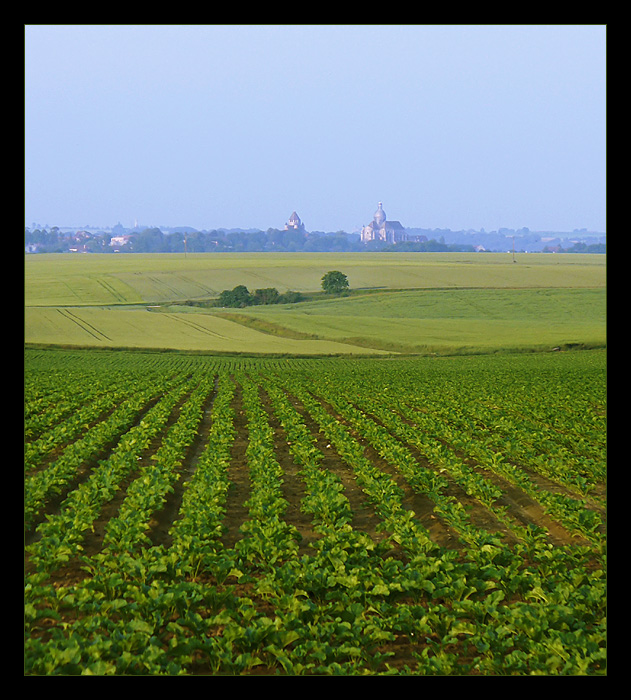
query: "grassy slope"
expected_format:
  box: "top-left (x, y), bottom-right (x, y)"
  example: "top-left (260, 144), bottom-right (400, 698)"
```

top-left (24, 252), bottom-right (606, 355)
top-left (24, 307), bottom-right (386, 355)
top-left (25, 252), bottom-right (605, 305)
top-left (218, 287), bottom-right (606, 354)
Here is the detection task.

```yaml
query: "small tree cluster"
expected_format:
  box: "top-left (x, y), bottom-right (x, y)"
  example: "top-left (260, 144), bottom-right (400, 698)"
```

top-left (217, 285), bottom-right (303, 308)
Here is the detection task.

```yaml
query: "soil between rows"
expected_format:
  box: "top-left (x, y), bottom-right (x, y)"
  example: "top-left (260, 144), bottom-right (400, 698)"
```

top-left (349, 399), bottom-right (596, 548)
top-left (26, 374), bottom-right (601, 586)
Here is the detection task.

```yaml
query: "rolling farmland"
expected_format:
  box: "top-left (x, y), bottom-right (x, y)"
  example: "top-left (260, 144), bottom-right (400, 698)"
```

top-left (24, 252), bottom-right (606, 307)
top-left (25, 348), bottom-right (606, 675)
top-left (24, 252), bottom-right (606, 355)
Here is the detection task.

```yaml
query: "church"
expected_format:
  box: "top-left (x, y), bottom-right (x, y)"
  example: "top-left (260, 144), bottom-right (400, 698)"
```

top-left (284, 211), bottom-right (305, 232)
top-left (360, 202), bottom-right (407, 244)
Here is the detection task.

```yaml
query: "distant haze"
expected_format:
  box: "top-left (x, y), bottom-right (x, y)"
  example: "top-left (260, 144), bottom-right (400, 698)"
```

top-left (25, 25), bottom-right (606, 234)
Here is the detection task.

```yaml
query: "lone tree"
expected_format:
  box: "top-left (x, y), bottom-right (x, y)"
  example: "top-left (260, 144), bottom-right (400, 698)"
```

top-left (321, 270), bottom-right (350, 295)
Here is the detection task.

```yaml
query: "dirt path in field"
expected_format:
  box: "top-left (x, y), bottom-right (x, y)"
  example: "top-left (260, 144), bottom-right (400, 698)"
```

top-left (219, 382), bottom-right (251, 550)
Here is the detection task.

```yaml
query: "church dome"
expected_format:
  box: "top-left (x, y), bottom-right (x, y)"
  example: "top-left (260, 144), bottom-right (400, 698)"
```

top-left (374, 202), bottom-right (386, 226)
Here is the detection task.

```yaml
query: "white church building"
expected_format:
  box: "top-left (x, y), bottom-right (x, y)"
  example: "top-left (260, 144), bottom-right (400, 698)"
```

top-left (360, 202), bottom-right (407, 244)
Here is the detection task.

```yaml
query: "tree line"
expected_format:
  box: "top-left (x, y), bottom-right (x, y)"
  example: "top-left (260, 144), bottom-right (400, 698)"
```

top-left (25, 227), bottom-right (368, 253)
top-left (25, 226), bottom-right (606, 255)
top-left (191, 272), bottom-right (350, 309)
top-left (215, 286), bottom-right (304, 308)
top-left (25, 226), bottom-right (480, 254)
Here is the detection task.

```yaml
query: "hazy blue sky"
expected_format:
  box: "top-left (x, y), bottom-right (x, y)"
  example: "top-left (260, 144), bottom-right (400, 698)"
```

top-left (25, 24), bottom-right (606, 233)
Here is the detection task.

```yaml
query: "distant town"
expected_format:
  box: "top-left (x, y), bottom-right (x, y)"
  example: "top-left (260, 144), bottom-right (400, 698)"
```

top-left (25, 204), bottom-right (606, 255)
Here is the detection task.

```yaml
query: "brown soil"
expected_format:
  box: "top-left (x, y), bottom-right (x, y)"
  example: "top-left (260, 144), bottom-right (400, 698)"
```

top-left (27, 375), bottom-right (603, 577)
top-left (24, 394), bottom-right (165, 543)
top-left (220, 382), bottom-right (253, 550)
top-left (146, 379), bottom-right (220, 548)
top-left (277, 390), bottom-right (391, 546)
top-left (80, 387), bottom-right (195, 557)
top-left (256, 386), bottom-right (321, 555)
top-left (25, 373), bottom-right (606, 675)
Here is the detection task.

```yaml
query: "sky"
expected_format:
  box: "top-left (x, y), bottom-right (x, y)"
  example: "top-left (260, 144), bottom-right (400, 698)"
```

top-left (25, 24), bottom-right (606, 234)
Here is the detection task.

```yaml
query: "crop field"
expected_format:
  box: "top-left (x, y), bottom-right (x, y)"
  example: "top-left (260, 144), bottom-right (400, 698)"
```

top-left (24, 252), bottom-right (606, 355)
top-left (224, 287), bottom-right (606, 355)
top-left (24, 252), bottom-right (607, 306)
top-left (24, 347), bottom-right (606, 675)
top-left (24, 306), bottom-right (379, 355)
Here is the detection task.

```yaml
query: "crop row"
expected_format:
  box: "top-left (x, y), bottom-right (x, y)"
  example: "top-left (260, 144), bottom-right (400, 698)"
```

top-left (100, 372), bottom-right (217, 553)
top-left (25, 384), bottom-right (164, 530)
top-left (24, 349), bottom-right (606, 675)
top-left (26, 375), bottom-right (194, 571)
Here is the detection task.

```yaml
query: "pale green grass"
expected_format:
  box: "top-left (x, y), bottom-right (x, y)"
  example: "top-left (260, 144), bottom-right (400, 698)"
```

top-left (25, 252), bottom-right (606, 306)
top-left (225, 287), bottom-right (606, 354)
top-left (24, 252), bottom-right (606, 355)
top-left (24, 306), bottom-right (385, 355)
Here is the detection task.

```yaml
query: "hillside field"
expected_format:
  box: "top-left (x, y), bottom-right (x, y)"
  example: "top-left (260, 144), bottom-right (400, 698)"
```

top-left (24, 252), bottom-right (606, 355)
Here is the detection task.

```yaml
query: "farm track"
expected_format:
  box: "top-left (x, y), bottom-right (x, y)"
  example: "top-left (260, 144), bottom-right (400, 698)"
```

top-left (56, 308), bottom-right (112, 341)
top-left (164, 312), bottom-right (229, 339)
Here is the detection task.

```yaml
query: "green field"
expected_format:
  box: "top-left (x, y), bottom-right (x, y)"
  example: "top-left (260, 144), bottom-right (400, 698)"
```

top-left (24, 252), bottom-right (607, 675)
top-left (223, 287), bottom-right (605, 354)
top-left (24, 348), bottom-right (606, 675)
top-left (24, 306), bottom-right (374, 355)
top-left (24, 252), bottom-right (606, 355)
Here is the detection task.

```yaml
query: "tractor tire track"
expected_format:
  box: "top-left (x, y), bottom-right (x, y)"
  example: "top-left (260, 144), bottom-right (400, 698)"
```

top-left (57, 308), bottom-right (111, 341)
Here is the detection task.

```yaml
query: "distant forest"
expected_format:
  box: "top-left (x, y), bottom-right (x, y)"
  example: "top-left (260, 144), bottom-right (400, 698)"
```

top-left (24, 225), bottom-right (606, 255)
